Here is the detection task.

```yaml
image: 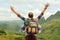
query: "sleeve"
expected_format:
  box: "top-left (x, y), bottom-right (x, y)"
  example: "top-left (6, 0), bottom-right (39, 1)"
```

top-left (37, 12), bottom-right (43, 20)
top-left (17, 14), bottom-right (25, 21)
top-left (20, 17), bottom-right (25, 21)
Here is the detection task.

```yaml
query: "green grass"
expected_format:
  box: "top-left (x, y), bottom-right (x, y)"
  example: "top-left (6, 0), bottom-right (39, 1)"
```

top-left (38, 18), bottom-right (60, 40)
top-left (0, 33), bottom-right (24, 40)
top-left (0, 19), bottom-right (60, 40)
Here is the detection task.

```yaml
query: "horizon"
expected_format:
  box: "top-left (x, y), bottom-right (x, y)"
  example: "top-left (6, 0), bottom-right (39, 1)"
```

top-left (0, 11), bottom-right (59, 21)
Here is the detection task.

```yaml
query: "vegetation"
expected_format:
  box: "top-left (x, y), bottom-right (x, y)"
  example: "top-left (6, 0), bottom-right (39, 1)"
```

top-left (38, 18), bottom-right (60, 40)
top-left (0, 11), bottom-right (60, 40)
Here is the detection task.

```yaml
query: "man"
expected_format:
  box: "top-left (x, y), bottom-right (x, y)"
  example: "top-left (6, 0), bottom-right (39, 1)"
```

top-left (10, 3), bottom-right (49, 40)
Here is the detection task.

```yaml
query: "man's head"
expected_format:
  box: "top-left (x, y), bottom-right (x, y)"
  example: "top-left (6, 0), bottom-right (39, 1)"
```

top-left (28, 12), bottom-right (33, 18)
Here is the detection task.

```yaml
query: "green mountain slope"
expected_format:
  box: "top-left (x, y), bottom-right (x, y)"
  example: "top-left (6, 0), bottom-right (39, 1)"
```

top-left (0, 20), bottom-right (23, 33)
top-left (46, 11), bottom-right (60, 22)
top-left (38, 18), bottom-right (60, 40)
top-left (39, 11), bottom-right (60, 24)
top-left (0, 11), bottom-right (60, 40)
top-left (38, 11), bottom-right (60, 40)
top-left (0, 17), bottom-right (60, 40)
top-left (39, 17), bottom-right (45, 24)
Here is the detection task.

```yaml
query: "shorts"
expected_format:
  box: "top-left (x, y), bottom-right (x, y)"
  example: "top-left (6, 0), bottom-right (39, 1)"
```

top-left (25, 34), bottom-right (37, 40)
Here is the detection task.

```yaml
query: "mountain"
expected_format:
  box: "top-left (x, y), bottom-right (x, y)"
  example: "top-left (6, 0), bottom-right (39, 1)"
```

top-left (39, 11), bottom-right (60, 24)
top-left (38, 17), bottom-right (45, 24)
top-left (45, 11), bottom-right (60, 22)
top-left (0, 11), bottom-right (60, 40)
top-left (37, 11), bottom-right (60, 40)
top-left (0, 11), bottom-right (60, 34)
top-left (0, 20), bottom-right (24, 33)
top-left (0, 11), bottom-right (60, 33)
top-left (38, 18), bottom-right (60, 40)
top-left (38, 11), bottom-right (60, 40)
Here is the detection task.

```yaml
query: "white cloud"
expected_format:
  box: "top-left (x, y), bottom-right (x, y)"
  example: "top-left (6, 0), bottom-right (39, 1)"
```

top-left (0, 0), bottom-right (60, 21)
top-left (34, 0), bottom-right (60, 10)
top-left (24, 9), bottom-right (50, 19)
top-left (28, 4), bottom-right (33, 8)
top-left (14, 0), bottom-right (26, 2)
top-left (0, 15), bottom-right (20, 21)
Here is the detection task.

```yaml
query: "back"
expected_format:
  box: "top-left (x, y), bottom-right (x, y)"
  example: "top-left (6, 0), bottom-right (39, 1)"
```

top-left (24, 18), bottom-right (38, 34)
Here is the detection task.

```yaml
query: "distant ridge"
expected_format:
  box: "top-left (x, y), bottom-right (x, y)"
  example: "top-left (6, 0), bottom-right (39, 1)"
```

top-left (39, 11), bottom-right (60, 24)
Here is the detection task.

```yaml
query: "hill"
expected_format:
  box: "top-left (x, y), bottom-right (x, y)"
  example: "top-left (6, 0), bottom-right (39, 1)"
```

top-left (0, 16), bottom-right (60, 40)
top-left (38, 18), bottom-right (60, 40)
top-left (39, 11), bottom-right (60, 24)
top-left (45, 11), bottom-right (60, 22)
top-left (0, 11), bottom-right (60, 40)
top-left (0, 20), bottom-right (24, 33)
top-left (37, 11), bottom-right (60, 40)
top-left (38, 17), bottom-right (45, 24)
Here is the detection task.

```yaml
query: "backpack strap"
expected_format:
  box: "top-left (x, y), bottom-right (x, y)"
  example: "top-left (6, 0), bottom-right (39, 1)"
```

top-left (24, 18), bottom-right (38, 27)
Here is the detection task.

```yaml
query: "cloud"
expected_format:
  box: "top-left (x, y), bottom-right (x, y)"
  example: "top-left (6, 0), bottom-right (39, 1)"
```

top-left (0, 16), bottom-right (20, 21)
top-left (14, 0), bottom-right (26, 2)
top-left (0, 0), bottom-right (60, 21)
top-left (28, 4), bottom-right (33, 8)
top-left (11, 0), bottom-right (27, 5)
top-left (24, 9), bottom-right (50, 19)
top-left (34, 0), bottom-right (60, 11)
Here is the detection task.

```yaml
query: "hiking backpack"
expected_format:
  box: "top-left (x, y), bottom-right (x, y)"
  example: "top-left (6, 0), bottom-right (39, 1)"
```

top-left (24, 18), bottom-right (38, 34)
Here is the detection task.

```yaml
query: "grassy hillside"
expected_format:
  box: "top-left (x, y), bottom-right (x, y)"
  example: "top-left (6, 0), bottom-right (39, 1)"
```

top-left (0, 11), bottom-right (60, 40)
top-left (0, 18), bottom-right (60, 40)
top-left (39, 17), bottom-right (45, 24)
top-left (45, 11), bottom-right (60, 22)
top-left (38, 11), bottom-right (60, 40)
top-left (38, 18), bottom-right (60, 40)
top-left (0, 20), bottom-right (23, 33)
top-left (39, 11), bottom-right (60, 24)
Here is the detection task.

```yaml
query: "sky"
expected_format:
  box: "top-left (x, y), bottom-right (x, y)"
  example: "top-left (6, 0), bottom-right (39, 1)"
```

top-left (0, 0), bottom-right (60, 21)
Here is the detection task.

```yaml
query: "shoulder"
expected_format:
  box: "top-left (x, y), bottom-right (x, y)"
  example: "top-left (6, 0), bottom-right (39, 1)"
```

top-left (34, 18), bottom-right (38, 22)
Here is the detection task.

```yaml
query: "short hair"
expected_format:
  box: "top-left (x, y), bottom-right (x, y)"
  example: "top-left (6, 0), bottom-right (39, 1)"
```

top-left (28, 12), bottom-right (33, 18)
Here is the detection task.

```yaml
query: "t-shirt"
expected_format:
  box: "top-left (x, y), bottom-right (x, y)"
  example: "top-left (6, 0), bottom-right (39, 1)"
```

top-left (20, 12), bottom-right (43, 21)
top-left (20, 14), bottom-right (43, 35)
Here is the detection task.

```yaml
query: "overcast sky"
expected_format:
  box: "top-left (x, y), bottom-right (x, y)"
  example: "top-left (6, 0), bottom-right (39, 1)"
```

top-left (0, 0), bottom-right (60, 21)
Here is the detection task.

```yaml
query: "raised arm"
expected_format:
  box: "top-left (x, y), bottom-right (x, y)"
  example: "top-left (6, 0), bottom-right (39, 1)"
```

top-left (37, 3), bottom-right (49, 20)
top-left (10, 6), bottom-right (21, 17)
top-left (10, 6), bottom-right (25, 21)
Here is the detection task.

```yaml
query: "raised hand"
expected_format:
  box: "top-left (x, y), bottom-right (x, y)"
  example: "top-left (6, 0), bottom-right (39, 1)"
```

top-left (42, 3), bottom-right (49, 13)
top-left (37, 3), bottom-right (49, 20)
top-left (10, 6), bottom-right (14, 11)
top-left (44, 3), bottom-right (49, 9)
top-left (10, 6), bottom-right (20, 17)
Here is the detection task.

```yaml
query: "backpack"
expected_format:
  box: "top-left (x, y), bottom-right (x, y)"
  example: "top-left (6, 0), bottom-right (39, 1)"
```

top-left (24, 18), bottom-right (38, 34)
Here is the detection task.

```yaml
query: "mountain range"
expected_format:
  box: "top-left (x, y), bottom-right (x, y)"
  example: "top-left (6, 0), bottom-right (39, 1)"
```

top-left (0, 11), bottom-right (60, 34)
